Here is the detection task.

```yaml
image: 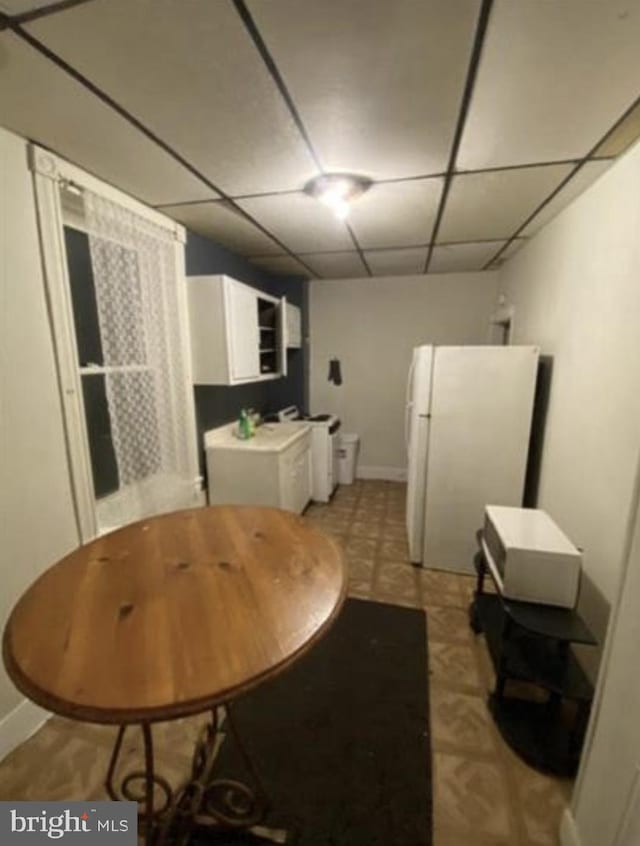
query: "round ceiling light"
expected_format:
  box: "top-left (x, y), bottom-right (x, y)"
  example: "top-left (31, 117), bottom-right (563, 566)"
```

top-left (303, 173), bottom-right (372, 221)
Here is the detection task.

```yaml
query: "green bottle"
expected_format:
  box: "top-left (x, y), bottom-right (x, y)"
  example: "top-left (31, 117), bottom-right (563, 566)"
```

top-left (239, 409), bottom-right (251, 439)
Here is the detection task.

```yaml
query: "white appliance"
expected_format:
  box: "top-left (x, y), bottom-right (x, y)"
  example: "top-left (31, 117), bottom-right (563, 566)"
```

top-left (481, 505), bottom-right (581, 608)
top-left (278, 406), bottom-right (340, 502)
top-left (405, 345), bottom-right (539, 573)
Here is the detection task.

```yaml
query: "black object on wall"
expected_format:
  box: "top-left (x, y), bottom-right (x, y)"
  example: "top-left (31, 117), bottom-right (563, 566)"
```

top-left (185, 230), bottom-right (309, 477)
top-left (328, 357), bottom-right (343, 385)
top-left (523, 355), bottom-right (554, 509)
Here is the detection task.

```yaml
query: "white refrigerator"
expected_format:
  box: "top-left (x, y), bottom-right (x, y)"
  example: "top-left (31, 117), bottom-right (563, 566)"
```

top-left (405, 345), bottom-right (539, 573)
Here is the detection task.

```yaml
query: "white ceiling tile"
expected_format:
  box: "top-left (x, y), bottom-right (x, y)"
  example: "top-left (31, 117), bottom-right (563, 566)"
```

top-left (365, 247), bottom-right (428, 276)
top-left (237, 193), bottom-right (354, 253)
top-left (160, 201), bottom-right (282, 256)
top-left (301, 252), bottom-right (367, 279)
top-left (0, 1), bottom-right (49, 12)
top-left (522, 161), bottom-right (612, 236)
top-left (249, 255), bottom-right (309, 276)
top-left (439, 165), bottom-right (572, 242)
top-left (246, 0), bottom-right (479, 179)
top-left (0, 31), bottom-right (215, 206)
top-left (28, 0), bottom-right (317, 195)
top-left (429, 241), bottom-right (506, 273)
top-left (349, 179), bottom-right (443, 248)
top-left (458, 0), bottom-right (640, 169)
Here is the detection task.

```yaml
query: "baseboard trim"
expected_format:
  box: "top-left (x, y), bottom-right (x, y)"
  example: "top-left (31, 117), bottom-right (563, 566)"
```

top-left (560, 808), bottom-right (581, 846)
top-left (0, 698), bottom-right (48, 763)
top-left (357, 465), bottom-right (407, 482)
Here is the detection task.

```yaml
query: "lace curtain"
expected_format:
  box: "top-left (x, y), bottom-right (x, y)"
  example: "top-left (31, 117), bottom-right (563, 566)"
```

top-left (82, 190), bottom-right (197, 531)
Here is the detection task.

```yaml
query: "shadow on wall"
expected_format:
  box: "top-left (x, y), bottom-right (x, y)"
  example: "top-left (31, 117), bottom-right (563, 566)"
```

top-left (523, 355), bottom-right (554, 509)
top-left (522, 355), bottom-right (611, 679)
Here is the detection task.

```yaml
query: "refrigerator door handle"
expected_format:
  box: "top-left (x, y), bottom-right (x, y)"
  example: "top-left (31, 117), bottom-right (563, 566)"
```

top-left (405, 354), bottom-right (416, 408)
top-left (405, 401), bottom-right (413, 453)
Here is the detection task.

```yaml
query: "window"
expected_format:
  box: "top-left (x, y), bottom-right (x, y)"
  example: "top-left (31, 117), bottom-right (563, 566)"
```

top-left (32, 146), bottom-right (200, 540)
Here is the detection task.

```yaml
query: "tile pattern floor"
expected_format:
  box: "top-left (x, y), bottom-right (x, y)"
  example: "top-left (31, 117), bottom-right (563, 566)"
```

top-left (0, 481), bottom-right (572, 845)
top-left (305, 480), bottom-right (573, 846)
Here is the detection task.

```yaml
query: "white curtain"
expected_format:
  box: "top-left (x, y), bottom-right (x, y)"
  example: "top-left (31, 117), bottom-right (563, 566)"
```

top-left (82, 190), bottom-right (197, 531)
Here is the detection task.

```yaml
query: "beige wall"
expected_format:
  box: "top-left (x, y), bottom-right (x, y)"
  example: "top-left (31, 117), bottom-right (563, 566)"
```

top-left (0, 127), bottom-right (78, 750)
top-left (497, 140), bottom-right (640, 657)
top-left (309, 272), bottom-right (500, 475)
top-left (499, 141), bottom-right (640, 846)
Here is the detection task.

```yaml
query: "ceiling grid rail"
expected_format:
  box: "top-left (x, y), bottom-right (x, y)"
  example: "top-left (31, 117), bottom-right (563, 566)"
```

top-left (231, 0), bottom-right (323, 173)
top-left (1, 1), bottom-right (637, 277)
top-left (154, 156), bottom-right (616, 210)
top-left (3, 8), bottom-right (318, 277)
top-left (423, 0), bottom-right (494, 274)
top-left (1, 0), bottom-right (96, 28)
top-left (483, 88), bottom-right (640, 270)
top-left (231, 0), bottom-right (372, 277)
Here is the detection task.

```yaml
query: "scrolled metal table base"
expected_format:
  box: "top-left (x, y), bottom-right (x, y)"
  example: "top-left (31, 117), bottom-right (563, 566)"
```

top-left (105, 705), bottom-right (288, 845)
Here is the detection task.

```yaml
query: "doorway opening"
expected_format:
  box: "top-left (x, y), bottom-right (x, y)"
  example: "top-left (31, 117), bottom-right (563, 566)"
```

top-left (489, 316), bottom-right (512, 345)
top-left (489, 304), bottom-right (515, 346)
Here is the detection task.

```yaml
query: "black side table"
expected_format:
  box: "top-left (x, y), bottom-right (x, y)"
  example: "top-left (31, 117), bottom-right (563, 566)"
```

top-left (470, 534), bottom-right (597, 776)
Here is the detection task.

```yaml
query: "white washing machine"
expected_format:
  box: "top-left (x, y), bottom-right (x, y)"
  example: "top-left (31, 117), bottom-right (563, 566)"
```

top-left (277, 406), bottom-right (341, 502)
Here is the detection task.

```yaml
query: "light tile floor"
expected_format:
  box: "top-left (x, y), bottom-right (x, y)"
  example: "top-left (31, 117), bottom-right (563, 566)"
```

top-left (0, 480), bottom-right (573, 845)
top-left (305, 480), bottom-right (574, 846)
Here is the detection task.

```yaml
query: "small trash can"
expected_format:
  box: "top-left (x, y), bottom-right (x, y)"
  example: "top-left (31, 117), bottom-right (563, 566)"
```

top-left (338, 433), bottom-right (360, 485)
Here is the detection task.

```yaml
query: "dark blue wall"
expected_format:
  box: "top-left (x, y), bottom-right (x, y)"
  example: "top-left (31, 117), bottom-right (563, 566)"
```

top-left (184, 231), bottom-right (309, 473)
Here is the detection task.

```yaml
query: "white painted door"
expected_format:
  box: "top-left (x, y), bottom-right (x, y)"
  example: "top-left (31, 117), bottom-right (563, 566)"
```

top-left (569, 462), bottom-right (640, 846)
top-left (227, 281), bottom-right (260, 381)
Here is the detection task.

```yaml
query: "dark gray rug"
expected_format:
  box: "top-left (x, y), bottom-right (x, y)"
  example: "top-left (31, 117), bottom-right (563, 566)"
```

top-left (197, 598), bottom-right (432, 846)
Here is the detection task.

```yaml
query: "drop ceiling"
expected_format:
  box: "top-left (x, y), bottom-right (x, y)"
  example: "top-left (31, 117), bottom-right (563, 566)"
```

top-left (1, 0), bottom-right (639, 279)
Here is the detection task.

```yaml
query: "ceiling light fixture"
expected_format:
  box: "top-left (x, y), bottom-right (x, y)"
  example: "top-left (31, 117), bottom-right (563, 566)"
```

top-left (304, 173), bottom-right (372, 221)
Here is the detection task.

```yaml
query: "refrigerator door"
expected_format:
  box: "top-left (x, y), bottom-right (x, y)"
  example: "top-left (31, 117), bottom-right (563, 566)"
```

top-left (405, 346), bottom-right (433, 563)
top-left (422, 345), bottom-right (539, 574)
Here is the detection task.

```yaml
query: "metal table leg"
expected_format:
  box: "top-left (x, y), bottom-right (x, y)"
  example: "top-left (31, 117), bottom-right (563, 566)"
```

top-left (105, 707), bottom-right (288, 845)
top-left (105, 723), bottom-right (172, 845)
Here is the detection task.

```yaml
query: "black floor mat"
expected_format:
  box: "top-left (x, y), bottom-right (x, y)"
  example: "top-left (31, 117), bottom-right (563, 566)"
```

top-left (191, 598), bottom-right (432, 846)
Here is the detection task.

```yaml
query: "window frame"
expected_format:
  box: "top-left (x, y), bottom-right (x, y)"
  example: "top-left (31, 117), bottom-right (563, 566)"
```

top-left (30, 144), bottom-right (200, 542)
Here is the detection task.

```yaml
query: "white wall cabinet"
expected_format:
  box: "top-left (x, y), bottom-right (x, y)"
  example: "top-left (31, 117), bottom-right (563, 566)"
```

top-left (205, 422), bottom-right (311, 514)
top-left (188, 274), bottom-right (287, 385)
top-left (228, 280), bottom-right (260, 380)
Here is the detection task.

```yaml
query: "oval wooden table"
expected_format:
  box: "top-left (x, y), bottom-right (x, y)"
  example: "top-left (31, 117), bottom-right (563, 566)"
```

top-left (3, 505), bottom-right (346, 845)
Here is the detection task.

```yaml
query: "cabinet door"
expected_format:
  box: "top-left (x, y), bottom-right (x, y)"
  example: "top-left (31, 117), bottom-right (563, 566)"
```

top-left (227, 281), bottom-right (260, 381)
top-left (286, 303), bottom-right (302, 348)
top-left (279, 438), bottom-right (311, 513)
top-left (294, 447), bottom-right (312, 513)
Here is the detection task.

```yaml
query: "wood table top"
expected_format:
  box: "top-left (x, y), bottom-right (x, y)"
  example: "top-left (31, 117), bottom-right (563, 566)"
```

top-left (3, 506), bottom-right (346, 725)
